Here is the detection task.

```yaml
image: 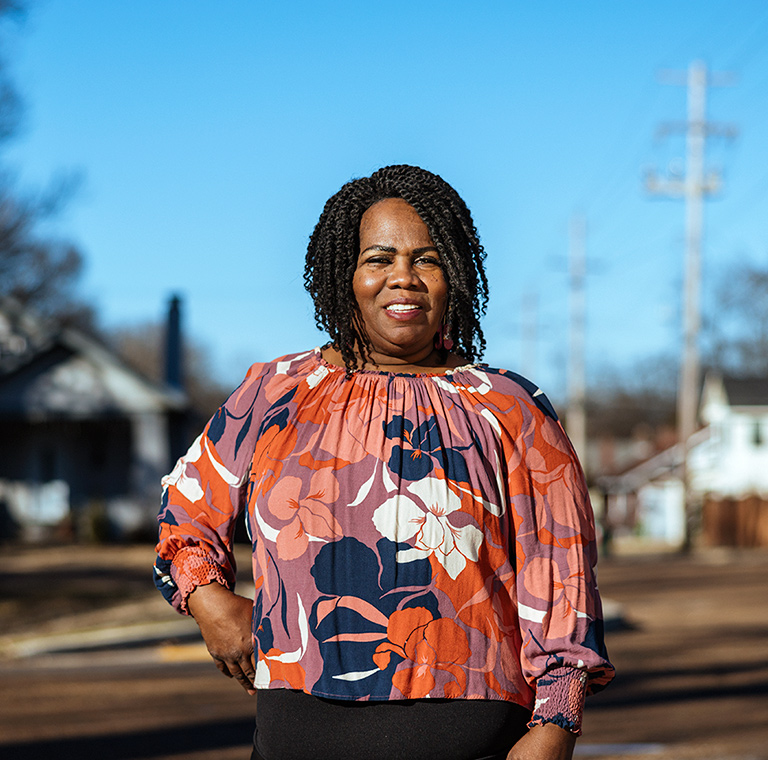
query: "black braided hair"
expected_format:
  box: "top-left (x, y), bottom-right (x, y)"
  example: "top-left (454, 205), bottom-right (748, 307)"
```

top-left (304, 164), bottom-right (488, 375)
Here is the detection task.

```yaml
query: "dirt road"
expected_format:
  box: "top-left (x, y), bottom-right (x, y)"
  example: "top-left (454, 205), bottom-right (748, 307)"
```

top-left (583, 549), bottom-right (768, 760)
top-left (0, 544), bottom-right (766, 760)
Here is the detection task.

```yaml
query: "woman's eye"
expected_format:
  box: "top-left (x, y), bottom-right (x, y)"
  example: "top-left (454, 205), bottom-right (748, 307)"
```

top-left (416, 257), bottom-right (442, 266)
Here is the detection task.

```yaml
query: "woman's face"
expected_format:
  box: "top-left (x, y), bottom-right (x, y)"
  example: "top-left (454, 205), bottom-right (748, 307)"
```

top-left (352, 198), bottom-right (448, 364)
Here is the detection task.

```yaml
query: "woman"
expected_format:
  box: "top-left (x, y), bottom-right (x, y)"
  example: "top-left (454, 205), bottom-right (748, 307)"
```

top-left (154, 165), bottom-right (614, 760)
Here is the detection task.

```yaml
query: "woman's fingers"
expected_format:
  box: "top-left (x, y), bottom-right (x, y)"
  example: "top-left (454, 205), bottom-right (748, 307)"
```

top-left (210, 647), bottom-right (256, 694)
top-left (187, 582), bottom-right (257, 695)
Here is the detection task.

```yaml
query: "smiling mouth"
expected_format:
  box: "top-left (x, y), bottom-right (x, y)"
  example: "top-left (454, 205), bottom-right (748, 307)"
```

top-left (386, 304), bottom-right (421, 314)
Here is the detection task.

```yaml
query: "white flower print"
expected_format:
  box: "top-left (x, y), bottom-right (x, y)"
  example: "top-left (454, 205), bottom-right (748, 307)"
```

top-left (372, 477), bottom-right (483, 580)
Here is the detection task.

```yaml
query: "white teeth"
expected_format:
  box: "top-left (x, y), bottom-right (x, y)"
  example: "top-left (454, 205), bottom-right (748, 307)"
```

top-left (386, 304), bottom-right (419, 312)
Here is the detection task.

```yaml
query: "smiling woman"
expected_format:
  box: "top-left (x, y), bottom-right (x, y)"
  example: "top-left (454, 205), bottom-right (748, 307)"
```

top-left (154, 165), bottom-right (614, 760)
top-left (351, 198), bottom-right (449, 368)
top-left (305, 164), bottom-right (489, 377)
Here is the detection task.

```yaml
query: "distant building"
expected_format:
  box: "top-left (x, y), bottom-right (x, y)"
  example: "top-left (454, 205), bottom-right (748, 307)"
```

top-left (692, 374), bottom-right (768, 496)
top-left (601, 372), bottom-right (768, 548)
top-left (598, 438), bottom-right (689, 548)
top-left (0, 298), bottom-right (188, 541)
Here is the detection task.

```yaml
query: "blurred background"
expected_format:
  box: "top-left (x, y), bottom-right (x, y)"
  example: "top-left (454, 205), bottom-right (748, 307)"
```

top-left (0, 1), bottom-right (767, 759)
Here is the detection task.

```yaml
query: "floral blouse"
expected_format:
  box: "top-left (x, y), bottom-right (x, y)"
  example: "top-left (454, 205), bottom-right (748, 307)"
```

top-left (154, 349), bottom-right (614, 732)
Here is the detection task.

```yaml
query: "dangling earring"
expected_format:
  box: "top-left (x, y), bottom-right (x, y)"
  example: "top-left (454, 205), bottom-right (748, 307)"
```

top-left (434, 321), bottom-right (454, 351)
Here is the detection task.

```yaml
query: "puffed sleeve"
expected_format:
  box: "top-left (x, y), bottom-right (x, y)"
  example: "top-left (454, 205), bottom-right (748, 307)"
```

top-left (153, 360), bottom-right (279, 614)
top-left (502, 376), bottom-right (614, 734)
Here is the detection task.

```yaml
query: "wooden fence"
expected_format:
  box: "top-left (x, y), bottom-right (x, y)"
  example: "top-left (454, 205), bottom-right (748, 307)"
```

top-left (702, 495), bottom-right (768, 548)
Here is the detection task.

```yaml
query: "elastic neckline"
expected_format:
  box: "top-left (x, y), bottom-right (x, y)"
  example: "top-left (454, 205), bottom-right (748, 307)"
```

top-left (312, 347), bottom-right (479, 378)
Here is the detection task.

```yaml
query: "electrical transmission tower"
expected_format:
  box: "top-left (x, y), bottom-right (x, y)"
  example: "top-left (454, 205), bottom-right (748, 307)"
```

top-left (645, 59), bottom-right (736, 543)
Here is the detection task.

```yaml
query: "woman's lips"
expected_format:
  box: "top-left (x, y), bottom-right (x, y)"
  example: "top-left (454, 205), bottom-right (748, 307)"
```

top-left (384, 303), bottom-right (423, 320)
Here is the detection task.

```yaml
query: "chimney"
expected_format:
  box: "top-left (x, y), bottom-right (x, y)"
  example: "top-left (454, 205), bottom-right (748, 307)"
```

top-left (165, 294), bottom-right (184, 390)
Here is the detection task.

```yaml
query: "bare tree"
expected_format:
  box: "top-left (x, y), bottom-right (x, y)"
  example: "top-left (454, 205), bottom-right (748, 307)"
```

top-left (0, 5), bottom-right (227, 412)
top-left (0, 2), bottom-right (94, 328)
top-left (0, 1), bottom-right (24, 144)
top-left (110, 321), bottom-right (229, 421)
top-left (586, 354), bottom-right (677, 441)
top-left (0, 179), bottom-right (94, 325)
top-left (705, 261), bottom-right (768, 376)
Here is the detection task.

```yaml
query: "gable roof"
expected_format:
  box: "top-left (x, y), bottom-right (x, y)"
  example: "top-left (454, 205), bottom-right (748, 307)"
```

top-left (722, 376), bottom-right (768, 407)
top-left (0, 299), bottom-right (186, 419)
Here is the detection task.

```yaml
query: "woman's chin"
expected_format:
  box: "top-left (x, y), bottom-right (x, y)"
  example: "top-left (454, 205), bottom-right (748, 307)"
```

top-left (366, 343), bottom-right (439, 367)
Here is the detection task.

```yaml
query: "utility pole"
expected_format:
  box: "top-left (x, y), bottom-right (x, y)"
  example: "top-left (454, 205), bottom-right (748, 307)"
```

top-left (521, 291), bottom-right (538, 382)
top-left (646, 59), bottom-right (736, 546)
top-left (567, 213), bottom-right (587, 471)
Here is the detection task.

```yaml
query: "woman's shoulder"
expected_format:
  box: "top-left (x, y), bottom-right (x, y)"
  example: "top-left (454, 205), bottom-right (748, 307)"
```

top-left (460, 364), bottom-right (560, 422)
top-left (240, 348), bottom-right (322, 381)
top-left (223, 349), bottom-right (323, 408)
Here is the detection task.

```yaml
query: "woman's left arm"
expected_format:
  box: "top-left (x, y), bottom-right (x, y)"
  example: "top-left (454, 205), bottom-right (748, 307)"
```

top-left (506, 724), bottom-right (577, 760)
top-left (505, 387), bottom-right (615, 736)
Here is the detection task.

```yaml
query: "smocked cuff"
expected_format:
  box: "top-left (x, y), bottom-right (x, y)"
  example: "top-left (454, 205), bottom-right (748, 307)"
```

top-left (170, 546), bottom-right (231, 615)
top-left (528, 666), bottom-right (588, 735)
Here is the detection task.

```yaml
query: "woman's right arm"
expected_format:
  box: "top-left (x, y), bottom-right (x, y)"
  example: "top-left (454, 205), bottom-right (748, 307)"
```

top-left (187, 581), bottom-right (257, 695)
top-left (153, 362), bottom-right (275, 613)
top-left (153, 362), bottom-right (281, 691)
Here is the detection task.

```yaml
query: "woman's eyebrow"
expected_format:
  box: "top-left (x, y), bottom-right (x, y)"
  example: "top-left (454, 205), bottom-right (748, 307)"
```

top-left (360, 245), bottom-right (439, 255)
top-left (360, 245), bottom-right (397, 254)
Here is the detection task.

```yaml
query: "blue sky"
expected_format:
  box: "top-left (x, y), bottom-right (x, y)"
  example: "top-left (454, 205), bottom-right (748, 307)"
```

top-left (4, 0), bottom-right (768, 398)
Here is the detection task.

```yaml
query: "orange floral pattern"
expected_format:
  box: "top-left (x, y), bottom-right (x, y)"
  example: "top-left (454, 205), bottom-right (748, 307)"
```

top-left (373, 608), bottom-right (471, 698)
top-left (155, 349), bottom-right (614, 712)
top-left (267, 471), bottom-right (342, 560)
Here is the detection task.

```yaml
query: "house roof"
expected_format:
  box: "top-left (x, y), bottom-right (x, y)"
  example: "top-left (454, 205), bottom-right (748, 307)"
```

top-left (722, 376), bottom-right (768, 407)
top-left (0, 299), bottom-right (186, 419)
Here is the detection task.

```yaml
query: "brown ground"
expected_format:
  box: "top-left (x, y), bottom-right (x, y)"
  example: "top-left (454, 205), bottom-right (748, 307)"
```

top-left (0, 544), bottom-right (766, 760)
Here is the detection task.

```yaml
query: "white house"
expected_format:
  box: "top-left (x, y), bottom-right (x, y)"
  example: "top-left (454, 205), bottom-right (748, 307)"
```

top-left (690, 374), bottom-right (768, 497)
top-left (602, 372), bottom-right (768, 548)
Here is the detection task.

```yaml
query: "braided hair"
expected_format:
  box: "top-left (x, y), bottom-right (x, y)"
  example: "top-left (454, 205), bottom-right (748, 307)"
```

top-left (304, 164), bottom-right (489, 375)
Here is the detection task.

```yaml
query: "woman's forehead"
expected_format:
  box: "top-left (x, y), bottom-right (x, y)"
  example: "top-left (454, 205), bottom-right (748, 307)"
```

top-left (359, 199), bottom-right (434, 248)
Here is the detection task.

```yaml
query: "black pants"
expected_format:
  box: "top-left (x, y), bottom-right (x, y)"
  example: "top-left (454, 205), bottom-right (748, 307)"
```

top-left (251, 746), bottom-right (509, 760)
top-left (251, 689), bottom-right (529, 760)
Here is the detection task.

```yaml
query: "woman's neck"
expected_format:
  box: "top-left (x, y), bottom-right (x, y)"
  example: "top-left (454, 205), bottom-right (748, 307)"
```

top-left (321, 345), bottom-right (467, 374)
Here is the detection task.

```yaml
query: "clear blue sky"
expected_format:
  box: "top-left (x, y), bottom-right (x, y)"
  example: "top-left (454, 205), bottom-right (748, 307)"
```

top-left (4, 0), bottom-right (768, 398)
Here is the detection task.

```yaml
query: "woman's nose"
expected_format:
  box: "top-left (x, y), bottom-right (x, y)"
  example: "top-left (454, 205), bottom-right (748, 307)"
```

top-left (387, 259), bottom-right (421, 288)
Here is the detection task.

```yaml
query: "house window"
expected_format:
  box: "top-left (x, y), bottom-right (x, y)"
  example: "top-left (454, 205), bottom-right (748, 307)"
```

top-left (752, 421), bottom-right (764, 447)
